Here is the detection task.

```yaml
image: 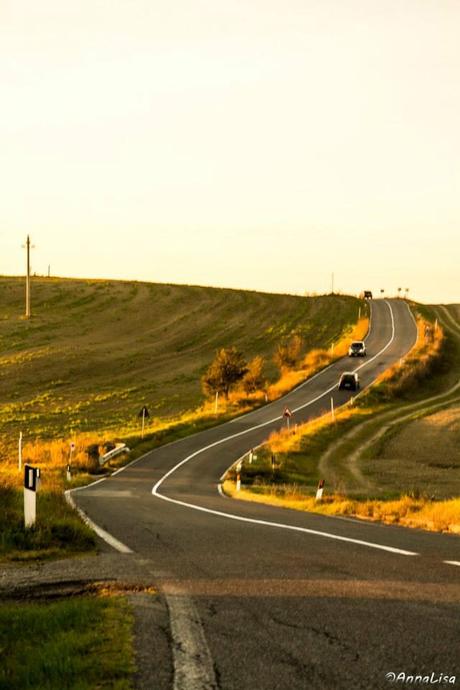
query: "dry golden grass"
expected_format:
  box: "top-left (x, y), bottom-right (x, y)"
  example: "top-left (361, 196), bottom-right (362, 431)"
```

top-left (223, 481), bottom-right (460, 534)
top-left (375, 317), bottom-right (444, 395)
top-left (267, 405), bottom-right (375, 454)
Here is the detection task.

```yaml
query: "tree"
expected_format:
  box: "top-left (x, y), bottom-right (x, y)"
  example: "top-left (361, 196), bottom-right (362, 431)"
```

top-left (241, 355), bottom-right (266, 394)
top-left (274, 334), bottom-right (304, 372)
top-left (202, 347), bottom-right (248, 399)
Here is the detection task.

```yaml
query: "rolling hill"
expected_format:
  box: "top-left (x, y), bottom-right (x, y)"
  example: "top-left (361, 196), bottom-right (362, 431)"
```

top-left (0, 276), bottom-right (361, 450)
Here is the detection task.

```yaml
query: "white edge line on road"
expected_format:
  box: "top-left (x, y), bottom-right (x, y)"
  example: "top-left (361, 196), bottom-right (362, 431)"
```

top-left (166, 595), bottom-right (218, 690)
top-left (152, 490), bottom-right (417, 556)
top-left (444, 561), bottom-right (460, 567)
top-left (64, 490), bottom-right (133, 554)
top-left (152, 301), bottom-right (420, 557)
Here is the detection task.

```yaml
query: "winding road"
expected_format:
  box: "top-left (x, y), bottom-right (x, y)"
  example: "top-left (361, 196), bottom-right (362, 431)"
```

top-left (73, 300), bottom-right (460, 690)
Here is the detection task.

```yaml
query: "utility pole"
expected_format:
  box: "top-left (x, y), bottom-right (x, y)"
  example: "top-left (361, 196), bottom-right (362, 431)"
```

top-left (23, 235), bottom-right (34, 319)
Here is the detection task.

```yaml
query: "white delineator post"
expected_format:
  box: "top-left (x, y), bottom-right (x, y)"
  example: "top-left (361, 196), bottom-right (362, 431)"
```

top-left (316, 479), bottom-right (325, 502)
top-left (330, 397), bottom-right (335, 421)
top-left (18, 431), bottom-right (23, 471)
top-left (236, 461), bottom-right (242, 491)
top-left (24, 464), bottom-right (39, 528)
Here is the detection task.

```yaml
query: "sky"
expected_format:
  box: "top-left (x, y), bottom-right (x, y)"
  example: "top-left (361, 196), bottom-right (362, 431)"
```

top-left (0, 1), bottom-right (458, 303)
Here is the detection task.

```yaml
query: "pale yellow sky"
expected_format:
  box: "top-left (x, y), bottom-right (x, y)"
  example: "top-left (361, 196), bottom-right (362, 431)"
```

top-left (0, 1), bottom-right (458, 302)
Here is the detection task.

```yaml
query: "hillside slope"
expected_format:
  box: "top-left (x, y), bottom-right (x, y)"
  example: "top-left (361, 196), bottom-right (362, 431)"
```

top-left (0, 277), bottom-right (360, 445)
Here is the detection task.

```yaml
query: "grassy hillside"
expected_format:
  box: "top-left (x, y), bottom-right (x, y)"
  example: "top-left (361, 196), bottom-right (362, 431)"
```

top-left (0, 277), bottom-right (361, 451)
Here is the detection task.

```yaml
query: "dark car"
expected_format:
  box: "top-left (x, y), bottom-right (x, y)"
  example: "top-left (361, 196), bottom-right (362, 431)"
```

top-left (348, 340), bottom-right (366, 357)
top-left (363, 290), bottom-right (373, 299)
top-left (338, 372), bottom-right (360, 391)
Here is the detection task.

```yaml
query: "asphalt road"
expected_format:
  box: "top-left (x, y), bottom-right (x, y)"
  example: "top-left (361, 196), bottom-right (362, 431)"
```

top-left (75, 300), bottom-right (460, 690)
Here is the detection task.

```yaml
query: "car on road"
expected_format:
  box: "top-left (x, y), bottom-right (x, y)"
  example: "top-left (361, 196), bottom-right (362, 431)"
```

top-left (338, 372), bottom-right (360, 391)
top-left (348, 340), bottom-right (366, 357)
top-left (363, 290), bottom-right (373, 299)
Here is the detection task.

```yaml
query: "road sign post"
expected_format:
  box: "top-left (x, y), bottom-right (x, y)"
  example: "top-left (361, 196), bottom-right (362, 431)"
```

top-left (138, 406), bottom-right (150, 438)
top-left (24, 464), bottom-right (39, 528)
top-left (283, 406), bottom-right (293, 430)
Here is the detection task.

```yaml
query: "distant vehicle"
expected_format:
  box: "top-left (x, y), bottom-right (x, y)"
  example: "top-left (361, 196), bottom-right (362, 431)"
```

top-left (338, 372), bottom-right (360, 391)
top-left (348, 341), bottom-right (366, 357)
top-left (363, 290), bottom-right (373, 299)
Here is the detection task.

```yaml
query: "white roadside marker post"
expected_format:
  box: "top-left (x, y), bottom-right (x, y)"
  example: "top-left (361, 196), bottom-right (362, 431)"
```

top-left (24, 464), bottom-right (39, 528)
top-left (236, 461), bottom-right (242, 491)
top-left (316, 479), bottom-right (325, 502)
top-left (248, 449), bottom-right (254, 465)
top-left (67, 442), bottom-right (75, 481)
top-left (330, 397), bottom-right (335, 422)
top-left (18, 431), bottom-right (23, 471)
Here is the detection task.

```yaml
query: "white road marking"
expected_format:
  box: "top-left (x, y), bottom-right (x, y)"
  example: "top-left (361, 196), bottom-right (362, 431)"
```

top-left (64, 490), bottom-right (133, 554)
top-left (152, 488), bottom-right (418, 556)
top-left (167, 595), bottom-right (218, 690)
top-left (152, 301), bottom-right (417, 556)
top-left (444, 561), bottom-right (460, 567)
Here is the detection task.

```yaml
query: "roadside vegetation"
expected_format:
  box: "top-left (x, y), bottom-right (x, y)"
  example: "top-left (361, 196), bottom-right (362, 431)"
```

top-left (225, 306), bottom-right (460, 533)
top-left (0, 594), bottom-right (134, 689)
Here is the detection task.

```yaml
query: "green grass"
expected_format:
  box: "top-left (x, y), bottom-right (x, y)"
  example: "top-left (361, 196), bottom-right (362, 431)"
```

top-left (0, 486), bottom-right (96, 561)
top-left (0, 596), bottom-right (134, 689)
top-left (0, 276), bottom-right (361, 453)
